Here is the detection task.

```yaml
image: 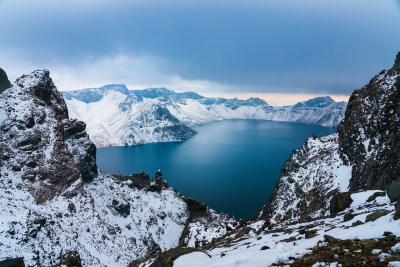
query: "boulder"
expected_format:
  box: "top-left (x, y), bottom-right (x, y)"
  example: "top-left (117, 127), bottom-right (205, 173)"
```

top-left (387, 181), bottom-right (400, 203)
top-left (343, 213), bottom-right (355, 222)
top-left (365, 209), bottom-right (390, 222)
top-left (366, 191), bottom-right (386, 202)
top-left (330, 192), bottom-right (353, 215)
top-left (324, 235), bottom-right (339, 243)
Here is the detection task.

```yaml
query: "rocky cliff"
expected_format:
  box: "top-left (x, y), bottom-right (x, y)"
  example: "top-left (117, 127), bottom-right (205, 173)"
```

top-left (258, 52), bottom-right (400, 222)
top-left (338, 52), bottom-right (400, 191)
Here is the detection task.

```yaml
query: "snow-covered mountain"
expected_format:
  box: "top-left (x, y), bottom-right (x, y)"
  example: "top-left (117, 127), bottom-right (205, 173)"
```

top-left (1, 51), bottom-right (400, 267)
top-left (0, 69), bottom-right (232, 266)
top-left (63, 86), bottom-right (346, 147)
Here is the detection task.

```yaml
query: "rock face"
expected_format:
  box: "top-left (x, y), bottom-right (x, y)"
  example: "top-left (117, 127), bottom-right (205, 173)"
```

top-left (0, 67), bottom-right (12, 94)
top-left (0, 70), bottom-right (83, 203)
top-left (64, 119), bottom-right (98, 182)
top-left (338, 53), bottom-right (400, 191)
top-left (258, 134), bottom-right (351, 222)
top-left (258, 52), bottom-right (400, 222)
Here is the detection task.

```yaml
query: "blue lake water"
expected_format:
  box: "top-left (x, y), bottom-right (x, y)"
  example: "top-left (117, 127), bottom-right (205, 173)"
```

top-left (97, 120), bottom-right (335, 220)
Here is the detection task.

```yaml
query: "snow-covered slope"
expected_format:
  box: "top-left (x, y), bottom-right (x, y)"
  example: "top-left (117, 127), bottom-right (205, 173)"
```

top-left (0, 70), bottom-right (230, 266)
top-left (63, 86), bottom-right (346, 147)
top-left (139, 190), bottom-right (400, 267)
top-left (65, 86), bottom-right (196, 147)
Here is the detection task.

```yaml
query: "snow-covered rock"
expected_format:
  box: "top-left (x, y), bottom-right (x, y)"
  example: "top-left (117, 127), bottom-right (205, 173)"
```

top-left (142, 189), bottom-right (400, 267)
top-left (63, 86), bottom-right (346, 147)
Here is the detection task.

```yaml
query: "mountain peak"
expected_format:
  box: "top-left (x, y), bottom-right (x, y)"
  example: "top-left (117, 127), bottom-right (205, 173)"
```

top-left (295, 96), bottom-right (335, 108)
top-left (99, 84), bottom-right (129, 94)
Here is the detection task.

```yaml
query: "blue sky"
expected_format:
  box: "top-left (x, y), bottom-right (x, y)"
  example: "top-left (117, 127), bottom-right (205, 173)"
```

top-left (1, 0), bottom-right (400, 99)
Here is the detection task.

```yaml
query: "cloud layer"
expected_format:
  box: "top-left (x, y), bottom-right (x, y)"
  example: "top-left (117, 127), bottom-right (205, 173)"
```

top-left (1, 0), bottom-right (400, 95)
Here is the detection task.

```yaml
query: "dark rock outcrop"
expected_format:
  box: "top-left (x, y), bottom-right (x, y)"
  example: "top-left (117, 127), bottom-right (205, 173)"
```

top-left (112, 199), bottom-right (131, 217)
top-left (0, 257), bottom-right (25, 267)
top-left (0, 67), bottom-right (12, 94)
top-left (60, 251), bottom-right (82, 267)
top-left (338, 55), bottom-right (400, 191)
top-left (181, 196), bottom-right (208, 220)
top-left (64, 119), bottom-right (98, 182)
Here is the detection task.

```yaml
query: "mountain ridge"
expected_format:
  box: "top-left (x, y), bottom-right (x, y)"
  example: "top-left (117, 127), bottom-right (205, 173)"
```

top-left (62, 86), bottom-right (346, 147)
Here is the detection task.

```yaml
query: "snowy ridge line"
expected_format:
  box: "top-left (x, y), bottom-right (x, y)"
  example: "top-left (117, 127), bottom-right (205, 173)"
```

top-left (62, 86), bottom-right (346, 147)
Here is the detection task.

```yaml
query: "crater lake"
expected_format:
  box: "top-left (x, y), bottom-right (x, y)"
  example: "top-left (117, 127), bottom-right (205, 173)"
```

top-left (97, 120), bottom-right (335, 220)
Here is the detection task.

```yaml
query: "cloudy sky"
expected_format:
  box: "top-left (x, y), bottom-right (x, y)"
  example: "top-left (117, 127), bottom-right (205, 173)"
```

top-left (1, 0), bottom-right (400, 104)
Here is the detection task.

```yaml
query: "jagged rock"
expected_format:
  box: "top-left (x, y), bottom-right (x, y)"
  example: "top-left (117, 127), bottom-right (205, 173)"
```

top-left (148, 170), bottom-right (168, 193)
top-left (343, 213), bottom-right (355, 222)
top-left (330, 192), bottom-right (353, 215)
top-left (366, 191), bottom-right (386, 202)
top-left (61, 251), bottom-right (82, 267)
top-left (365, 209), bottom-right (390, 222)
top-left (64, 119), bottom-right (98, 182)
top-left (260, 245), bottom-right (270, 250)
top-left (386, 181), bottom-right (400, 203)
top-left (0, 257), bottom-right (25, 267)
top-left (0, 70), bottom-right (83, 203)
top-left (0, 67), bottom-right (12, 94)
top-left (338, 54), bottom-right (400, 191)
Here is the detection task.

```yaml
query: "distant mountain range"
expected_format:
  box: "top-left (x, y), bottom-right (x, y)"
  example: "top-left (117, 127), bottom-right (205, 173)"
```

top-left (62, 86), bottom-right (347, 147)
